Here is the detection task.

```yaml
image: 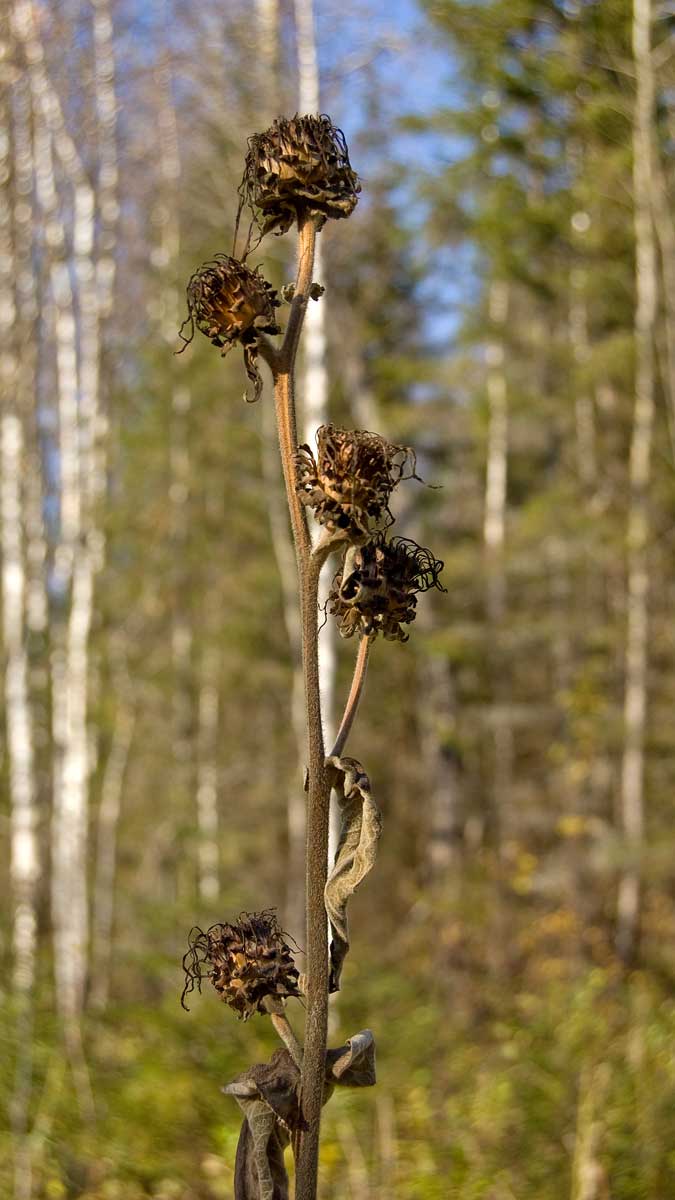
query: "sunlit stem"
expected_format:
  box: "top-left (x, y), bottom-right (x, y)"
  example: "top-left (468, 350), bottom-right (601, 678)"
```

top-left (330, 635), bottom-right (372, 759)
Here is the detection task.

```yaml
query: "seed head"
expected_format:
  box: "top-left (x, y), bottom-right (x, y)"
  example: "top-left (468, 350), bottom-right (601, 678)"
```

top-left (295, 424), bottom-right (416, 541)
top-left (181, 910), bottom-right (301, 1019)
top-left (329, 535), bottom-right (446, 643)
top-left (177, 255), bottom-right (281, 401)
top-left (240, 114), bottom-right (360, 236)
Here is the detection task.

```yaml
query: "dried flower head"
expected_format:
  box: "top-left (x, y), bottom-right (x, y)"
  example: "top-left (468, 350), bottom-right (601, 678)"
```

top-left (177, 255), bottom-right (281, 400)
top-left (240, 114), bottom-right (360, 236)
top-left (295, 424), bottom-right (417, 541)
top-left (329, 535), bottom-right (446, 643)
top-left (181, 910), bottom-right (301, 1018)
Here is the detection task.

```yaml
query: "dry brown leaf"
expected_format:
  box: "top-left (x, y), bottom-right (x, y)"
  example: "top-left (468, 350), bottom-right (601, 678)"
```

top-left (325, 756), bottom-right (382, 991)
top-left (326, 1029), bottom-right (376, 1088)
top-left (224, 1049), bottom-right (303, 1200)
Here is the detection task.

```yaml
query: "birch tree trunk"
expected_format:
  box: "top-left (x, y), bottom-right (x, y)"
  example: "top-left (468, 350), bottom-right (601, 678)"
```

top-left (16, 0), bottom-right (88, 1047)
top-left (294, 0), bottom-right (338, 855)
top-left (3, 24), bottom-right (46, 1190)
top-left (616, 0), bottom-right (658, 964)
top-left (1, 102), bottom-right (39, 1200)
top-left (254, 0), bottom-right (307, 937)
top-left (483, 279), bottom-right (513, 857)
top-left (16, 1), bottom-right (117, 1114)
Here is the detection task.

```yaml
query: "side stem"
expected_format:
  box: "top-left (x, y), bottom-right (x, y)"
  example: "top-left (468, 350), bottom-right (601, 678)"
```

top-left (330, 636), bottom-right (371, 759)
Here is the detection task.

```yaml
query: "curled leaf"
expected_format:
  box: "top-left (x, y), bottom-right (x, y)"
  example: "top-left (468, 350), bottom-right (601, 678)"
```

top-left (324, 756), bottom-right (382, 992)
top-left (224, 1050), bottom-right (304, 1200)
top-left (233, 1104), bottom-right (288, 1200)
top-left (326, 1029), bottom-right (377, 1088)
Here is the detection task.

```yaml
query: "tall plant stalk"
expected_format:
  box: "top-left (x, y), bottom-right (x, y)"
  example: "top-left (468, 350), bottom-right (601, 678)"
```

top-left (265, 213), bottom-right (333, 1195)
top-left (178, 114), bottom-right (444, 1200)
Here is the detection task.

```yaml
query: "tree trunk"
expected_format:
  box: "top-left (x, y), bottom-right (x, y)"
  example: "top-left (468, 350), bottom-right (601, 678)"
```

top-left (483, 279), bottom-right (513, 859)
top-left (616, 0), bottom-right (657, 965)
top-left (294, 0), bottom-right (338, 873)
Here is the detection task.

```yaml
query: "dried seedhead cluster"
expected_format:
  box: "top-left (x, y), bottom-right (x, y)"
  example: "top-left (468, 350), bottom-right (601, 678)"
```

top-left (329, 536), bottom-right (446, 642)
top-left (181, 911), bottom-right (301, 1019)
top-left (240, 114), bottom-right (360, 236)
top-left (177, 255), bottom-right (281, 400)
top-left (295, 424), bottom-right (416, 541)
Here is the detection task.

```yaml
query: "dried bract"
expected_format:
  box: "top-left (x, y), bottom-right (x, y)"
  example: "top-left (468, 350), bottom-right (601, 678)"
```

top-left (329, 535), bottom-right (445, 643)
top-left (240, 114), bottom-right (360, 236)
top-left (181, 910), bottom-right (301, 1019)
top-left (177, 255), bottom-right (281, 401)
top-left (295, 424), bottom-right (416, 541)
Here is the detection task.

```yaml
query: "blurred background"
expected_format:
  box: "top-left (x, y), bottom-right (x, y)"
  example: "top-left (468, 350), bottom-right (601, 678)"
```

top-left (2, 0), bottom-right (675, 1196)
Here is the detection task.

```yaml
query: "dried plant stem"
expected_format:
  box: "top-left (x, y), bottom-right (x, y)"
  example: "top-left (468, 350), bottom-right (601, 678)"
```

top-left (271, 211), bottom-right (331, 1200)
top-left (263, 999), bottom-right (304, 1070)
top-left (331, 635), bottom-right (372, 758)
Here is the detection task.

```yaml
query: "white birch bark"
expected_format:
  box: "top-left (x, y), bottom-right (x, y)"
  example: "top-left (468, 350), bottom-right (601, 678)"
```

top-left (616, 0), bottom-right (658, 963)
top-left (295, 0), bottom-right (338, 862)
top-left (12, 50), bottom-right (47, 641)
top-left (3, 25), bottom-right (44, 1193)
top-left (19, 12), bottom-right (90, 1031)
top-left (16, 5), bottom-right (116, 1102)
top-left (483, 279), bottom-right (513, 861)
top-left (254, 2), bottom-right (306, 935)
top-left (2, 419), bottom-right (40, 989)
top-left (1, 0), bottom-right (38, 1013)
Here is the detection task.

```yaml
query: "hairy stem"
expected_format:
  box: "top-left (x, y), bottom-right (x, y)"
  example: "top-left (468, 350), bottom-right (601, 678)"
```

top-left (331, 636), bottom-right (372, 759)
top-left (271, 211), bottom-right (331, 1200)
top-left (264, 1002), bottom-right (304, 1070)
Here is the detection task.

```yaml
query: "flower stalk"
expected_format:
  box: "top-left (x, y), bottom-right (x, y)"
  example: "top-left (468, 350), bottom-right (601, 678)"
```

top-left (178, 113), bottom-right (443, 1200)
top-left (271, 212), bottom-right (331, 1199)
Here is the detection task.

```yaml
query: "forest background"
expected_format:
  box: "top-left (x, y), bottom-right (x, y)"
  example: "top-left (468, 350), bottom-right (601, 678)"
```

top-left (1, 0), bottom-right (675, 1197)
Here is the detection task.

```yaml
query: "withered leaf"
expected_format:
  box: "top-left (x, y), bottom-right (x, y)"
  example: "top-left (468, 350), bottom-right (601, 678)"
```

top-left (233, 1104), bottom-right (289, 1200)
top-left (326, 1029), bottom-right (377, 1088)
top-left (224, 1050), bottom-right (304, 1200)
top-left (324, 756), bottom-right (382, 992)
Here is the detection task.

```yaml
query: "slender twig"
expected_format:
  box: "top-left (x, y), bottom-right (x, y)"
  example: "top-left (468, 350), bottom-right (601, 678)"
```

top-left (330, 635), bottom-right (372, 759)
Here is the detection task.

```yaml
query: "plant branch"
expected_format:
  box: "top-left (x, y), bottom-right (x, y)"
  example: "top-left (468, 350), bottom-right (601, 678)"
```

top-left (263, 999), bottom-right (304, 1070)
top-left (330, 635), bottom-right (372, 759)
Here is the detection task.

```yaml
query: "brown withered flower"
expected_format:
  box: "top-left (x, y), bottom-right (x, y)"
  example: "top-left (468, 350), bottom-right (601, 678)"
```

top-left (329, 535), bottom-right (446, 643)
top-left (181, 910), bottom-right (301, 1019)
top-left (177, 255), bottom-right (281, 401)
top-left (240, 114), bottom-right (360, 236)
top-left (295, 424), bottom-right (417, 541)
